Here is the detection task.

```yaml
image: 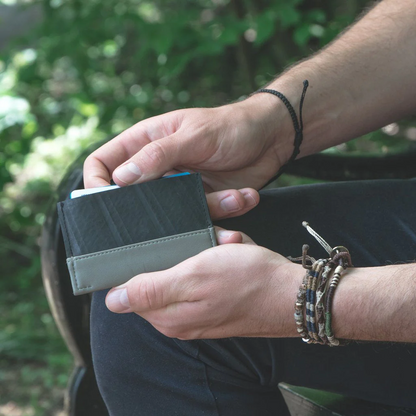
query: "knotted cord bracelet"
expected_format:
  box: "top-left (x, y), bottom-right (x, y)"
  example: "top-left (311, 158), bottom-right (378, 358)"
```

top-left (290, 222), bottom-right (353, 346)
top-left (254, 80), bottom-right (309, 187)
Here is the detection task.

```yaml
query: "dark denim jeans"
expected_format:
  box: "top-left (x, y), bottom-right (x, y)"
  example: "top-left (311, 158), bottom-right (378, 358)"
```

top-left (91, 179), bottom-right (416, 415)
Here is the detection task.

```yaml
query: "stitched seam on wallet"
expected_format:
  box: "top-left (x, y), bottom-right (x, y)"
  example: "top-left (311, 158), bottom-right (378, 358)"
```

top-left (71, 229), bottom-right (211, 291)
top-left (195, 174), bottom-right (210, 229)
top-left (60, 202), bottom-right (74, 257)
top-left (69, 258), bottom-right (91, 291)
top-left (208, 226), bottom-right (215, 248)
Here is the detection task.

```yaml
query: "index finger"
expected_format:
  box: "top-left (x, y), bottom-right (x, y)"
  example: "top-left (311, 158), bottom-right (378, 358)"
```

top-left (83, 127), bottom-right (147, 188)
top-left (83, 113), bottom-right (174, 188)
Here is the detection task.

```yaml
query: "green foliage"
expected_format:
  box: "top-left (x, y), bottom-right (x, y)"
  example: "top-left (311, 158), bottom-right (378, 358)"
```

top-left (1, 0), bottom-right (415, 412)
top-left (0, 0), bottom-right (371, 302)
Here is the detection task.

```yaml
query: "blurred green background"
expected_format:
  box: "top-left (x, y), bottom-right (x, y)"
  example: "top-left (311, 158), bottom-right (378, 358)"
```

top-left (1, 0), bottom-right (415, 414)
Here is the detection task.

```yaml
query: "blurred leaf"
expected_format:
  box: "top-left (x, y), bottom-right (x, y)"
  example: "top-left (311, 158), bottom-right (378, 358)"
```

top-left (254, 11), bottom-right (275, 46)
top-left (274, 3), bottom-right (301, 28)
top-left (293, 23), bottom-right (311, 46)
top-left (306, 9), bottom-right (326, 23)
top-left (218, 21), bottom-right (245, 45)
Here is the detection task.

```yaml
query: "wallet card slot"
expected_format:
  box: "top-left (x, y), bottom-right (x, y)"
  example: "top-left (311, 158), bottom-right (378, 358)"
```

top-left (67, 227), bottom-right (217, 295)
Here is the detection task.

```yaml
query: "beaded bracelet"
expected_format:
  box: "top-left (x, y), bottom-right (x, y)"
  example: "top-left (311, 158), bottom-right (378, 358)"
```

top-left (294, 267), bottom-right (311, 343)
top-left (293, 244), bottom-right (315, 343)
top-left (290, 222), bottom-right (353, 346)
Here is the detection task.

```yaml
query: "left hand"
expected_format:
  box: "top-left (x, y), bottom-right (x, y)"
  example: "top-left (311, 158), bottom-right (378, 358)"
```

top-left (105, 228), bottom-right (300, 339)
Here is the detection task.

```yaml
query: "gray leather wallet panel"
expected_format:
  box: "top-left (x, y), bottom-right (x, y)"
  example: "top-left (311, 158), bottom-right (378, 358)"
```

top-left (67, 227), bottom-right (217, 295)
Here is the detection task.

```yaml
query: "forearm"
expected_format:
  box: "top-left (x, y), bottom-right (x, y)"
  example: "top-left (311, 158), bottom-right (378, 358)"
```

top-left (332, 263), bottom-right (416, 342)
top-left (281, 262), bottom-right (416, 343)
top-left (246, 0), bottom-right (416, 161)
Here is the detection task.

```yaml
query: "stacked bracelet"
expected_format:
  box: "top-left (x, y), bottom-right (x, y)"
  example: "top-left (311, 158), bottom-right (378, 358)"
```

top-left (290, 222), bottom-right (353, 346)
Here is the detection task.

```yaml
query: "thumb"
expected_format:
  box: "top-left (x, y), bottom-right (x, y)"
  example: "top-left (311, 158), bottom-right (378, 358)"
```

top-left (112, 134), bottom-right (188, 184)
top-left (105, 268), bottom-right (186, 314)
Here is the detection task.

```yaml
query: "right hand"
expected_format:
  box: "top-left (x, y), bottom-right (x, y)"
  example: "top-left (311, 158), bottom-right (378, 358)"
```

top-left (83, 95), bottom-right (292, 192)
top-left (105, 226), bottom-right (300, 340)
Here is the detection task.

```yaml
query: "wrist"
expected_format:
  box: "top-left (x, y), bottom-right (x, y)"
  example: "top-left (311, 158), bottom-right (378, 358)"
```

top-left (233, 94), bottom-right (295, 168)
top-left (268, 59), bottom-right (357, 157)
top-left (250, 58), bottom-right (353, 160)
top-left (266, 257), bottom-right (304, 338)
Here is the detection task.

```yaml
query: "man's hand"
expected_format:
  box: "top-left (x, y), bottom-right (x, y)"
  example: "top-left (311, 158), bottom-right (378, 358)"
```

top-left (105, 227), bottom-right (300, 340)
top-left (104, 224), bottom-right (416, 343)
top-left (83, 99), bottom-right (293, 193)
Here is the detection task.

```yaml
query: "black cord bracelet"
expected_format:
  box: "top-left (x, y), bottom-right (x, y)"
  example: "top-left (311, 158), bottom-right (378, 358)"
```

top-left (255, 80), bottom-right (309, 187)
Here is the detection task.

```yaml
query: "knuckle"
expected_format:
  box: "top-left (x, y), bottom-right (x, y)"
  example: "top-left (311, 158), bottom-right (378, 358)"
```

top-left (133, 278), bottom-right (159, 310)
top-left (176, 331), bottom-right (194, 341)
top-left (83, 154), bottom-right (95, 171)
top-left (232, 190), bottom-right (246, 207)
top-left (176, 328), bottom-right (201, 340)
top-left (153, 319), bottom-right (192, 340)
top-left (156, 325), bottom-right (181, 339)
top-left (83, 154), bottom-right (91, 167)
top-left (179, 262), bottom-right (203, 290)
top-left (151, 316), bottom-right (202, 340)
top-left (141, 141), bottom-right (167, 167)
top-left (176, 333), bottom-right (191, 341)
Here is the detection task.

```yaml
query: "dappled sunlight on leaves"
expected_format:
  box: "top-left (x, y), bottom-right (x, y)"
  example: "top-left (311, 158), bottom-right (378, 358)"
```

top-left (0, 402), bottom-right (35, 416)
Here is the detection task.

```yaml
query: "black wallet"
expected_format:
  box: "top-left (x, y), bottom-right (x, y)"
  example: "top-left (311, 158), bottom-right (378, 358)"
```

top-left (57, 173), bottom-right (217, 295)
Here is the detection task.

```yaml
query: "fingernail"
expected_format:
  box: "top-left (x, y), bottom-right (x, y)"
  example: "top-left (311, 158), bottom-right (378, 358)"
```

top-left (220, 195), bottom-right (240, 212)
top-left (106, 288), bottom-right (130, 312)
top-left (242, 192), bottom-right (257, 207)
top-left (114, 162), bottom-right (141, 184)
top-left (218, 230), bottom-right (238, 238)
